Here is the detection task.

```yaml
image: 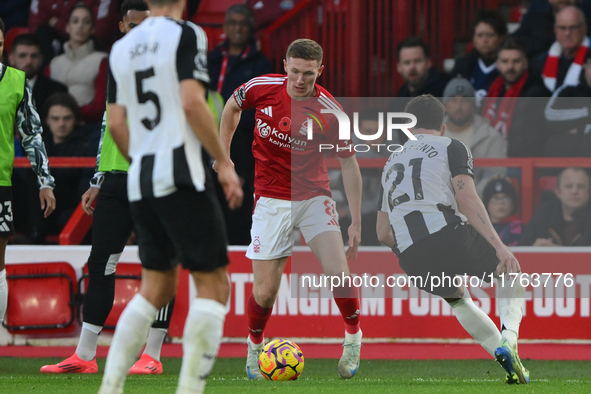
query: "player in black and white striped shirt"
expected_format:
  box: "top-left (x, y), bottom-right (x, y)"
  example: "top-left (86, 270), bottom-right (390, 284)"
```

top-left (377, 95), bottom-right (530, 385)
top-left (99, 0), bottom-right (243, 393)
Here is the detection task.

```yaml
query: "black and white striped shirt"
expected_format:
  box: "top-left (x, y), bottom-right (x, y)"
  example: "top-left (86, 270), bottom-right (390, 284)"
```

top-left (379, 134), bottom-right (474, 254)
top-left (108, 17), bottom-right (210, 201)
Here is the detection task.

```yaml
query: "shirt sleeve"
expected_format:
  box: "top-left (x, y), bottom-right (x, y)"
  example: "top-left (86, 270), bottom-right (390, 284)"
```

top-left (89, 111), bottom-right (107, 188)
top-left (176, 22), bottom-right (210, 86)
top-left (107, 62), bottom-right (118, 105)
top-left (447, 139), bottom-right (474, 178)
top-left (232, 81), bottom-right (255, 111)
top-left (378, 182), bottom-right (388, 212)
top-left (16, 79), bottom-right (55, 189)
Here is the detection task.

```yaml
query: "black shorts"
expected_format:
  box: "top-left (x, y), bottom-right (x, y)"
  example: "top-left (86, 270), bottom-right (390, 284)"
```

top-left (130, 186), bottom-right (228, 272)
top-left (0, 187), bottom-right (15, 237)
top-left (398, 223), bottom-right (498, 297)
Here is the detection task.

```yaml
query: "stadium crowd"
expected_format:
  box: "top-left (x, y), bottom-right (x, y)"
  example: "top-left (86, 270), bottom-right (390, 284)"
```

top-left (1, 0), bottom-right (591, 248)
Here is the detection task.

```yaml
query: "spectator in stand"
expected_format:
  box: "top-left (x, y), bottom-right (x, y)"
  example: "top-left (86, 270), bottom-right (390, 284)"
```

top-left (451, 10), bottom-right (507, 103)
top-left (482, 37), bottom-right (550, 157)
top-left (543, 50), bottom-right (591, 157)
top-left (9, 34), bottom-right (68, 113)
top-left (396, 37), bottom-right (450, 98)
top-left (47, 3), bottom-right (107, 125)
top-left (40, 92), bottom-right (92, 239)
top-left (513, 0), bottom-right (584, 60)
top-left (208, 4), bottom-right (272, 245)
top-left (443, 77), bottom-right (506, 194)
top-left (28, 0), bottom-right (120, 61)
top-left (520, 167), bottom-right (591, 246)
top-left (531, 5), bottom-right (590, 93)
top-left (483, 175), bottom-right (523, 246)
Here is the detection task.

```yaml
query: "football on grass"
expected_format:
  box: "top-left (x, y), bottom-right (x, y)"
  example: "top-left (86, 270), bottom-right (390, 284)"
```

top-left (258, 339), bottom-right (304, 380)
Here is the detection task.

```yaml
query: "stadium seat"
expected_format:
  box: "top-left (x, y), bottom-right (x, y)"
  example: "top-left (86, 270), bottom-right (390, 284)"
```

top-left (59, 203), bottom-right (93, 245)
top-left (3, 27), bottom-right (30, 55)
top-left (191, 0), bottom-right (236, 26)
top-left (78, 263), bottom-right (141, 330)
top-left (3, 262), bottom-right (78, 334)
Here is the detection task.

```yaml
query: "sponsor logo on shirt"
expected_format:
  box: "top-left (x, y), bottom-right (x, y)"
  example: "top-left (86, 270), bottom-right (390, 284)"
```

top-left (261, 106), bottom-right (273, 117)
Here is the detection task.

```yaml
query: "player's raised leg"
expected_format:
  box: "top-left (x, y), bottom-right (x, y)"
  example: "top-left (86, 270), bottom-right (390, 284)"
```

top-left (245, 258), bottom-right (287, 380)
top-left (309, 231), bottom-right (362, 379)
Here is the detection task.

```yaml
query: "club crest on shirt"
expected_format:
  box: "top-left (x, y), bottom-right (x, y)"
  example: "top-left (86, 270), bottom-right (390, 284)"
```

top-left (195, 53), bottom-right (207, 70)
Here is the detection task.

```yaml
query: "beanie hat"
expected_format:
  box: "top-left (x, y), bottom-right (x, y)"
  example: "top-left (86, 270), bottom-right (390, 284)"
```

top-left (483, 176), bottom-right (518, 214)
top-left (443, 77), bottom-right (475, 103)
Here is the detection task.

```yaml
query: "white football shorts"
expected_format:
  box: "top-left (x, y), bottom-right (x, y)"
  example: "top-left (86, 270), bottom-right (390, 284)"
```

top-left (246, 196), bottom-right (341, 260)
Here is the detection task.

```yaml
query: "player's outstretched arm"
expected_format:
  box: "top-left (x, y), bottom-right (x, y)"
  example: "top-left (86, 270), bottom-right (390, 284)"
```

top-left (180, 80), bottom-right (243, 209)
top-left (339, 155), bottom-right (362, 260)
top-left (452, 174), bottom-right (520, 276)
top-left (219, 97), bottom-right (242, 156)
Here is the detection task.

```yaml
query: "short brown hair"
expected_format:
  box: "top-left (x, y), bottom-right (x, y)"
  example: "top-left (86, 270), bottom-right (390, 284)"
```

top-left (404, 94), bottom-right (445, 131)
top-left (43, 92), bottom-right (81, 124)
top-left (286, 39), bottom-right (323, 64)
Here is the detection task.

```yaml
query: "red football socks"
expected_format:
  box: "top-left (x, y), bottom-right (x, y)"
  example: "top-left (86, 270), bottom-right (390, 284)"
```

top-left (247, 294), bottom-right (273, 344)
top-left (334, 288), bottom-right (361, 334)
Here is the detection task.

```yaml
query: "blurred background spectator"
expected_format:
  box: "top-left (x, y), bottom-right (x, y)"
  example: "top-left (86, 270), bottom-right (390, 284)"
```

top-left (396, 37), bottom-right (450, 98)
top-left (208, 3), bottom-right (272, 245)
top-left (47, 3), bottom-right (107, 125)
top-left (28, 0), bottom-right (119, 64)
top-left (519, 167), bottom-right (591, 246)
top-left (513, 0), bottom-right (587, 60)
top-left (451, 10), bottom-right (507, 103)
top-left (482, 37), bottom-right (550, 157)
top-left (9, 33), bottom-right (68, 114)
top-left (38, 92), bottom-right (94, 241)
top-left (483, 175), bottom-right (523, 246)
top-left (531, 5), bottom-right (590, 93)
top-left (543, 50), bottom-right (591, 157)
top-left (443, 77), bottom-right (507, 194)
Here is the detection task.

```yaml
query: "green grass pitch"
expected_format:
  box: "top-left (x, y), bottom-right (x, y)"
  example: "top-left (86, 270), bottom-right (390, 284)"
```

top-left (0, 357), bottom-right (589, 393)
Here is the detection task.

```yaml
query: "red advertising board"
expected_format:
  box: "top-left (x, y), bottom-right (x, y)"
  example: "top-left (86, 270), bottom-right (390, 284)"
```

top-left (167, 250), bottom-right (591, 340)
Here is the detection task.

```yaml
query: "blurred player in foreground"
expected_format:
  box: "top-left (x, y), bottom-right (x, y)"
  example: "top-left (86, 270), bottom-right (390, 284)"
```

top-left (98, 0), bottom-right (242, 392)
top-left (40, 0), bottom-right (176, 376)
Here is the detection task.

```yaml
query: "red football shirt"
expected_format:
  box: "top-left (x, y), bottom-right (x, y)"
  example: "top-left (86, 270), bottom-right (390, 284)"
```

top-left (233, 74), bottom-right (354, 200)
